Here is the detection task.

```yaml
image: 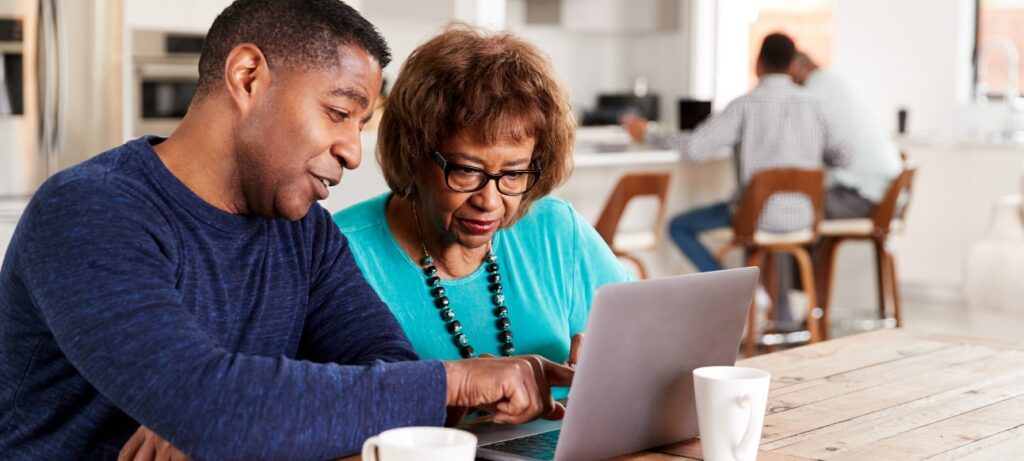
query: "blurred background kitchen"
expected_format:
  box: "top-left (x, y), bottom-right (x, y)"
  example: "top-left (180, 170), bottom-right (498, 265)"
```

top-left (1, 0), bottom-right (1022, 345)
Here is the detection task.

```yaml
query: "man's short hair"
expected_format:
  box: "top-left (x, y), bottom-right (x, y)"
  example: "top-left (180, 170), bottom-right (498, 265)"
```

top-left (196, 0), bottom-right (391, 95)
top-left (757, 33), bottom-right (796, 73)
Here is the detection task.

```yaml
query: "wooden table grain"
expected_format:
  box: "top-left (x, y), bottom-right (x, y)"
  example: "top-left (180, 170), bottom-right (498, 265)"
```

top-left (346, 329), bottom-right (1024, 460)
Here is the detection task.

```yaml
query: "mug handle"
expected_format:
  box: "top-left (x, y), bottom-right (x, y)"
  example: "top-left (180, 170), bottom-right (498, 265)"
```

top-left (732, 394), bottom-right (759, 460)
top-left (361, 436), bottom-right (380, 461)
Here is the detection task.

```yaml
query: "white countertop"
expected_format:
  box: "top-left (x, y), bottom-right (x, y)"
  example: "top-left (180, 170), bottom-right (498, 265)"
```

top-left (573, 144), bottom-right (681, 167)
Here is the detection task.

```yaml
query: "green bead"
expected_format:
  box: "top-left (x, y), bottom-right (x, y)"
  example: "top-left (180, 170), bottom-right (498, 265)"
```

top-left (486, 263), bottom-right (499, 273)
top-left (488, 273), bottom-right (501, 284)
top-left (489, 283), bottom-right (502, 293)
top-left (427, 276), bottom-right (441, 287)
top-left (435, 296), bottom-right (450, 308)
top-left (424, 266), bottom-right (438, 277)
top-left (492, 293), bottom-right (505, 305)
top-left (431, 286), bottom-right (446, 298)
top-left (440, 308), bottom-right (455, 322)
top-left (421, 256), bottom-right (433, 266)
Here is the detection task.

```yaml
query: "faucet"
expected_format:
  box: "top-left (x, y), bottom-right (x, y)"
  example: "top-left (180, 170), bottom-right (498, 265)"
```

top-left (976, 36), bottom-right (1020, 105)
top-left (976, 36), bottom-right (1023, 142)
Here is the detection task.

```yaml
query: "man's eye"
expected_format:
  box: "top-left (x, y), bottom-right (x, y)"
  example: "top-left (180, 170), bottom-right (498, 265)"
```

top-left (330, 109), bottom-right (349, 121)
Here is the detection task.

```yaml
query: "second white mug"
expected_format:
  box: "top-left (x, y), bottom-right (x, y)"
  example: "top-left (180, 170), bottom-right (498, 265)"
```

top-left (693, 366), bottom-right (771, 461)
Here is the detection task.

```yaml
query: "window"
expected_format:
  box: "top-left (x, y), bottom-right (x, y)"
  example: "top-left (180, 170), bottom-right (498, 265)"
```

top-left (975, 0), bottom-right (1024, 99)
top-left (747, 0), bottom-right (834, 88)
top-left (712, 0), bottom-right (834, 108)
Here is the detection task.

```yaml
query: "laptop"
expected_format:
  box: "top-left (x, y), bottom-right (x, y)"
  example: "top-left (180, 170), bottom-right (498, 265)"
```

top-left (469, 267), bottom-right (759, 461)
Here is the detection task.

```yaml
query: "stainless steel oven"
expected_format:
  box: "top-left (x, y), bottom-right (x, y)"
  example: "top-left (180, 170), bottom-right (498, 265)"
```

top-left (132, 29), bottom-right (202, 137)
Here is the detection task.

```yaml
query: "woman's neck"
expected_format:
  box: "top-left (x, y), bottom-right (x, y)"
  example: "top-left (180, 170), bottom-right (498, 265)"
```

top-left (386, 194), bottom-right (488, 279)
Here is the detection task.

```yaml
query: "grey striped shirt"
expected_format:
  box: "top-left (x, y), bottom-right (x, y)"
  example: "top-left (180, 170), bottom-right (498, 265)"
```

top-left (648, 74), bottom-right (851, 232)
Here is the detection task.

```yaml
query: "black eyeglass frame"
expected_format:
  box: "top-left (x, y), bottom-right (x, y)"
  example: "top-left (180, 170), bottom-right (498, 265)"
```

top-left (429, 150), bottom-right (542, 196)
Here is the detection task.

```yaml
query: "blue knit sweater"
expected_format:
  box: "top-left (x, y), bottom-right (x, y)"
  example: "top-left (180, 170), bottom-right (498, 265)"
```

top-left (0, 136), bottom-right (446, 460)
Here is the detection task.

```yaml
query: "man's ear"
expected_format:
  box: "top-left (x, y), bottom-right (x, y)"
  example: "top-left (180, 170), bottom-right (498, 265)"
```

top-left (222, 43), bottom-right (271, 117)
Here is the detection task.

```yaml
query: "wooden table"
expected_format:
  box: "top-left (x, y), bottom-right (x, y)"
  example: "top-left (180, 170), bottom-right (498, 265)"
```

top-left (346, 329), bottom-right (1024, 460)
top-left (614, 329), bottom-right (1024, 460)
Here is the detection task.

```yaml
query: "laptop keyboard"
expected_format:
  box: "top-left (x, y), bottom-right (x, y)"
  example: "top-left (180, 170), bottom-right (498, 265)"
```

top-left (480, 429), bottom-right (560, 460)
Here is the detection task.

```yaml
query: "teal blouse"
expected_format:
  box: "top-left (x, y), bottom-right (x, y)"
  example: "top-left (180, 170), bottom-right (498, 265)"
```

top-left (333, 194), bottom-right (632, 375)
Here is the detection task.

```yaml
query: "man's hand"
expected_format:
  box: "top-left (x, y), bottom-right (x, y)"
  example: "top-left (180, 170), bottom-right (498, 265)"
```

top-left (444, 355), bottom-right (574, 424)
top-left (118, 426), bottom-right (190, 461)
top-left (621, 114), bottom-right (650, 143)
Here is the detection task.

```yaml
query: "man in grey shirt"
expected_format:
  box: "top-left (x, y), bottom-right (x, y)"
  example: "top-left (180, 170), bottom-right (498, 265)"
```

top-left (623, 33), bottom-right (850, 321)
top-left (789, 52), bottom-right (903, 219)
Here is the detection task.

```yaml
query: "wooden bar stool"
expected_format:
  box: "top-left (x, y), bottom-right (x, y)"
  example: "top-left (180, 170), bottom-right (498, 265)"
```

top-left (715, 169), bottom-right (825, 357)
top-left (817, 165), bottom-right (917, 338)
top-left (594, 172), bottom-right (672, 279)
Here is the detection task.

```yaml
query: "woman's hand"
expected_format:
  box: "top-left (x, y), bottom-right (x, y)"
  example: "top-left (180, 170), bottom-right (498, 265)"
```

top-left (566, 332), bottom-right (584, 369)
top-left (118, 426), bottom-right (190, 461)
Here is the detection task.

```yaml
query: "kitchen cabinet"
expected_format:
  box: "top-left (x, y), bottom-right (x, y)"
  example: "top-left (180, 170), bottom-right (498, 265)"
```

top-left (559, 0), bottom-right (677, 33)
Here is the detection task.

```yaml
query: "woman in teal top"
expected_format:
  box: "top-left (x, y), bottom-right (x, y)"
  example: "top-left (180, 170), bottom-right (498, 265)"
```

top-left (332, 25), bottom-right (632, 397)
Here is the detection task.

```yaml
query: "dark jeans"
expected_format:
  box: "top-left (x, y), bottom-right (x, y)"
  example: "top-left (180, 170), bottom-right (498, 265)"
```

top-left (667, 202), bottom-right (731, 272)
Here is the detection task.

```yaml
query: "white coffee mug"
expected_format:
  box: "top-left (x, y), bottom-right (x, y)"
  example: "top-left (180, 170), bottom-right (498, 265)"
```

top-left (693, 366), bottom-right (771, 461)
top-left (361, 426), bottom-right (477, 461)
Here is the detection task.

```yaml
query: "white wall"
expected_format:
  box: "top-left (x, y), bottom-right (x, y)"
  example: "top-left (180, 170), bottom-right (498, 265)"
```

top-left (833, 0), bottom-right (976, 138)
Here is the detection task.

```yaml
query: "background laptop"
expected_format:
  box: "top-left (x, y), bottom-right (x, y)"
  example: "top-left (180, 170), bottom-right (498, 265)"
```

top-left (470, 267), bottom-right (759, 461)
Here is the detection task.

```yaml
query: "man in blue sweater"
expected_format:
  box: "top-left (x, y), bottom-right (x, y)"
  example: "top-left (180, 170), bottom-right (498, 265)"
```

top-left (0, 1), bottom-right (571, 459)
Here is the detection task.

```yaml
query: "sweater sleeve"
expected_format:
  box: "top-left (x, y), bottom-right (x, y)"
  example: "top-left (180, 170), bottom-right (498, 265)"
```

top-left (299, 206), bottom-right (430, 366)
top-left (19, 179), bottom-right (445, 460)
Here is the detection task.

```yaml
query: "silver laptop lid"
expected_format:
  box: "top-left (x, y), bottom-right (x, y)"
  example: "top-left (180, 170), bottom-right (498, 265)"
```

top-left (553, 267), bottom-right (758, 461)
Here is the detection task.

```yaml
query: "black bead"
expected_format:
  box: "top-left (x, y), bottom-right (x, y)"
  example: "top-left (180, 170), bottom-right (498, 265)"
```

top-left (434, 296), bottom-right (450, 308)
top-left (488, 273), bottom-right (501, 284)
top-left (501, 343), bottom-right (515, 356)
top-left (421, 256), bottom-right (433, 266)
top-left (496, 317), bottom-right (511, 331)
top-left (494, 306), bottom-right (509, 318)
top-left (486, 263), bottom-right (499, 273)
top-left (447, 320), bottom-right (462, 334)
top-left (454, 333), bottom-right (469, 347)
top-left (440, 308), bottom-right (455, 322)
top-left (498, 330), bottom-right (514, 343)
top-left (486, 253), bottom-right (498, 263)
top-left (426, 276), bottom-right (441, 287)
top-left (461, 345), bottom-right (476, 358)
top-left (424, 266), bottom-right (438, 277)
top-left (489, 283), bottom-right (503, 293)
top-left (492, 293), bottom-right (505, 305)
top-left (431, 286), bottom-right (446, 298)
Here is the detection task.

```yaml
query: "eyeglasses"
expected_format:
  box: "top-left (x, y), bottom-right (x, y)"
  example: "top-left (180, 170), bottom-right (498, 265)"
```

top-left (430, 150), bottom-right (541, 196)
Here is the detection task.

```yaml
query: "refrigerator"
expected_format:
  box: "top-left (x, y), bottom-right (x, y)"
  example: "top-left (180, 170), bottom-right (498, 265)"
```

top-left (0, 0), bottom-right (124, 201)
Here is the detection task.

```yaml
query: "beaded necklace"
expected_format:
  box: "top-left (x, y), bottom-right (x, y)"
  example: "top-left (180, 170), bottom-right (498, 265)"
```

top-left (411, 200), bottom-right (514, 358)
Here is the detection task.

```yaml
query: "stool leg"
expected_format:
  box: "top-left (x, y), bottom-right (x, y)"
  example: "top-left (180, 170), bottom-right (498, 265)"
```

top-left (744, 249), bottom-right (765, 357)
top-left (819, 237), bottom-right (842, 340)
top-left (885, 240), bottom-right (903, 327)
top-left (790, 246), bottom-right (821, 343)
top-left (873, 238), bottom-right (889, 321)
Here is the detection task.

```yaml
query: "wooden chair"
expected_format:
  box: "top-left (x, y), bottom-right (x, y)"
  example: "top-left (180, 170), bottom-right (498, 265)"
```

top-left (594, 172), bottom-right (672, 279)
top-left (715, 169), bottom-right (826, 357)
top-left (817, 165), bottom-right (917, 338)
